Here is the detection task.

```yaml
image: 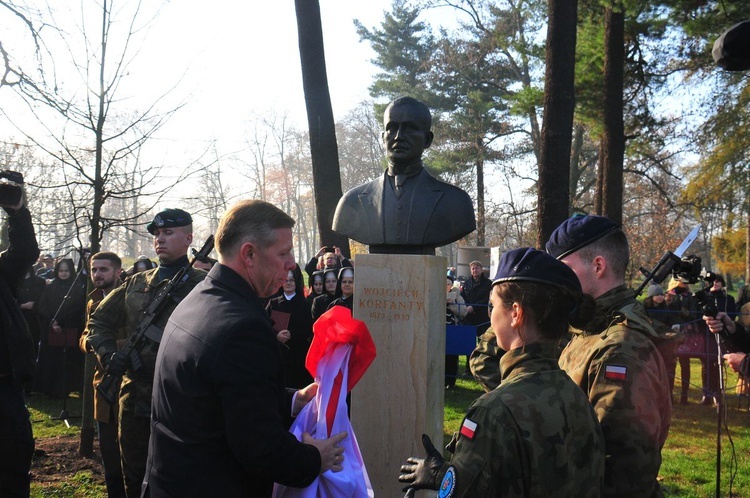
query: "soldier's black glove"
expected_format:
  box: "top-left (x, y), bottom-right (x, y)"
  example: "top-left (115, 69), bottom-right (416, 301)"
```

top-left (398, 434), bottom-right (445, 492)
top-left (104, 351), bottom-right (128, 376)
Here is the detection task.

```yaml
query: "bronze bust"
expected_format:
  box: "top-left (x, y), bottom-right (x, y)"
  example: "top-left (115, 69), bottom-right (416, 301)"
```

top-left (332, 97), bottom-right (476, 255)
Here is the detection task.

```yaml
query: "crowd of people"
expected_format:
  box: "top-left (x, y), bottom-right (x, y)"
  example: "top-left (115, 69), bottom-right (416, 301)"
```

top-left (1, 93), bottom-right (749, 498)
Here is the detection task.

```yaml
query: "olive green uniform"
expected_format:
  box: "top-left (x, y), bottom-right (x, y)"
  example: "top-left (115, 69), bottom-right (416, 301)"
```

top-left (559, 284), bottom-right (671, 497)
top-left (442, 342), bottom-right (604, 497)
top-left (87, 266), bottom-right (206, 498)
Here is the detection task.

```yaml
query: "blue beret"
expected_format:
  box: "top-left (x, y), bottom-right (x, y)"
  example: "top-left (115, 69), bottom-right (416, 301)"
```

top-left (492, 247), bottom-right (581, 293)
top-left (545, 214), bottom-right (619, 260)
top-left (146, 208), bottom-right (193, 235)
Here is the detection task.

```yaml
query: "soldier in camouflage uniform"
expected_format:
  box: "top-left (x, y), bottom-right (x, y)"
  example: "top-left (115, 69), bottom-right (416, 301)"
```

top-left (547, 214), bottom-right (671, 497)
top-left (400, 248), bottom-right (604, 497)
top-left (79, 252), bottom-right (125, 498)
top-left (468, 328), bottom-right (505, 392)
top-left (87, 209), bottom-right (206, 498)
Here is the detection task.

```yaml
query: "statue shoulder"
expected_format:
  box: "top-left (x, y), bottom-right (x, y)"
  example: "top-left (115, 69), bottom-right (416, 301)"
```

top-left (425, 173), bottom-right (474, 216)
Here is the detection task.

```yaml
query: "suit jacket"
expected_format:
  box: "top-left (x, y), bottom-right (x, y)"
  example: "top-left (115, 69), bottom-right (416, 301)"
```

top-left (332, 169), bottom-right (475, 249)
top-left (143, 264), bottom-right (321, 497)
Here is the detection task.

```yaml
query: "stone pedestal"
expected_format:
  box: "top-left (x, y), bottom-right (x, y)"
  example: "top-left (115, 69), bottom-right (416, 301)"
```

top-left (351, 254), bottom-right (446, 496)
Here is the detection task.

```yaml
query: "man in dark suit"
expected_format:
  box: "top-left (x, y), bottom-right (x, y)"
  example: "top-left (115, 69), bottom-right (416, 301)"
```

top-left (332, 97), bottom-right (475, 255)
top-left (143, 199), bottom-right (346, 498)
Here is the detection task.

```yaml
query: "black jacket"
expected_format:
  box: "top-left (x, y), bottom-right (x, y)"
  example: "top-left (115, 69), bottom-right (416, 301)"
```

top-left (266, 292), bottom-right (314, 389)
top-left (461, 274), bottom-right (493, 328)
top-left (143, 263), bottom-right (320, 497)
top-left (0, 207), bottom-right (40, 383)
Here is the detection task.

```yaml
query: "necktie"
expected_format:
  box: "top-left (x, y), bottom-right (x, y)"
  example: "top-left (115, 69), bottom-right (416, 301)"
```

top-left (394, 174), bottom-right (405, 199)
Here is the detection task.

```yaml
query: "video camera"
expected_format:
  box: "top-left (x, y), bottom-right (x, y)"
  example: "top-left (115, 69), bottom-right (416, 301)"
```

top-left (636, 253), bottom-right (702, 295)
top-left (0, 170), bottom-right (23, 206)
top-left (693, 270), bottom-right (723, 318)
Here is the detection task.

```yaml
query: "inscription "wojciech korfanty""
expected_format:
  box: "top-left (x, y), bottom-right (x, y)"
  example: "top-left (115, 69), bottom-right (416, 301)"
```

top-left (359, 287), bottom-right (425, 321)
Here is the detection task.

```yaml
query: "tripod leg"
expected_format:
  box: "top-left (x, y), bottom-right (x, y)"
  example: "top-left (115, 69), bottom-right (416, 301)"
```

top-left (715, 336), bottom-right (725, 498)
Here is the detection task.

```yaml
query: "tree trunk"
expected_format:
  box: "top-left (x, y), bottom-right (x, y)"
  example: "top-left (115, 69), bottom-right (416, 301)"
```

top-left (294, 0), bottom-right (350, 257)
top-left (537, 0), bottom-right (578, 247)
top-left (475, 137), bottom-right (485, 246)
top-left (599, 4), bottom-right (625, 226)
top-left (80, 0), bottom-right (110, 457)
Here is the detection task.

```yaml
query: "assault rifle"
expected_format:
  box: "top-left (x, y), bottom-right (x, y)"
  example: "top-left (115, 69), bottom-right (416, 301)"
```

top-left (96, 235), bottom-right (214, 406)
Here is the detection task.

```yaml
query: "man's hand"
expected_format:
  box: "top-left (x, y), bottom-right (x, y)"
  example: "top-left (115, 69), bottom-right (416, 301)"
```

top-left (465, 305), bottom-right (474, 314)
top-left (316, 246), bottom-right (327, 258)
top-left (276, 329), bottom-right (291, 344)
top-left (703, 311), bottom-right (736, 335)
top-left (334, 246), bottom-right (343, 260)
top-left (292, 383), bottom-right (318, 416)
top-left (104, 351), bottom-right (128, 376)
top-left (303, 431), bottom-right (347, 474)
top-left (398, 434), bottom-right (445, 492)
top-left (724, 352), bottom-right (747, 374)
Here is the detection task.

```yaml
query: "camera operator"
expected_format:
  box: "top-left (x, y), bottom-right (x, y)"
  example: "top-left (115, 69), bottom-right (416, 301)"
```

top-left (694, 273), bottom-right (736, 405)
top-left (703, 292), bottom-right (750, 380)
top-left (0, 176), bottom-right (40, 497)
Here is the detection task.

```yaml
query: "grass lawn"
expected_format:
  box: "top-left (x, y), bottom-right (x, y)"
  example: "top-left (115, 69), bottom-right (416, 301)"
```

top-left (28, 359), bottom-right (750, 497)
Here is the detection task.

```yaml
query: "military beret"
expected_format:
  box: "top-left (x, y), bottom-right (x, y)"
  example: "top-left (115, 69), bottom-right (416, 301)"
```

top-left (545, 214), bottom-right (620, 260)
top-left (492, 247), bottom-right (581, 293)
top-left (713, 20), bottom-right (750, 72)
top-left (146, 208), bottom-right (193, 235)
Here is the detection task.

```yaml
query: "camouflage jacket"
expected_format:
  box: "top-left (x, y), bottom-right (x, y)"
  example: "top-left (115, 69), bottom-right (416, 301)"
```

top-left (86, 266), bottom-right (206, 417)
top-left (559, 284), bottom-right (671, 498)
top-left (80, 287), bottom-right (117, 423)
top-left (468, 328), bottom-right (505, 393)
top-left (443, 342), bottom-right (604, 497)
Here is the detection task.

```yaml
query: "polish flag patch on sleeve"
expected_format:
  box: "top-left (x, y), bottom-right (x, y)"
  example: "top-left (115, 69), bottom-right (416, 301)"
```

top-left (460, 418), bottom-right (478, 440)
top-left (604, 364), bottom-right (627, 381)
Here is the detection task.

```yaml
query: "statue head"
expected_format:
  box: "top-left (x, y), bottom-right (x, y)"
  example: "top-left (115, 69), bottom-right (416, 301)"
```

top-left (382, 97), bottom-right (434, 174)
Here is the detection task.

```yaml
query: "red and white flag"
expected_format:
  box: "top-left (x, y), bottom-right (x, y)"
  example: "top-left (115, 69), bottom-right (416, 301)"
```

top-left (460, 418), bottom-right (478, 440)
top-left (604, 364), bottom-right (627, 381)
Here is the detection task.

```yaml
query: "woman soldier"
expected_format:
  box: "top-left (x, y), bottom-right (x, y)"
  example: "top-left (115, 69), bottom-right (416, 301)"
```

top-left (399, 247), bottom-right (604, 497)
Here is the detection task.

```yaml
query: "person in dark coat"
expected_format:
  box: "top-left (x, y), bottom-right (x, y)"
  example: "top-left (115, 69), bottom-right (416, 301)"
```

top-left (17, 267), bottom-right (46, 356)
top-left (303, 246), bottom-right (352, 283)
top-left (460, 260), bottom-right (492, 332)
top-left (143, 199), bottom-right (346, 498)
top-left (699, 273), bottom-right (736, 405)
top-left (327, 267), bottom-right (354, 311)
top-left (305, 270), bottom-right (325, 310)
top-left (267, 265), bottom-right (314, 389)
top-left (36, 258), bottom-right (86, 397)
top-left (0, 196), bottom-right (40, 498)
top-left (311, 267), bottom-right (338, 321)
